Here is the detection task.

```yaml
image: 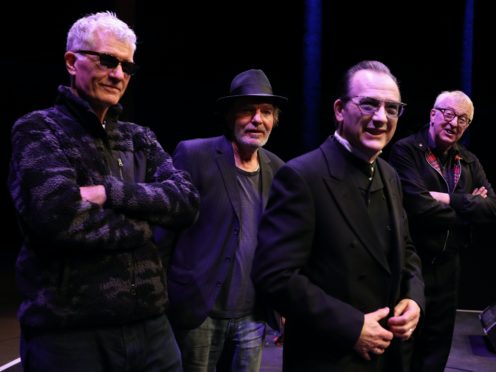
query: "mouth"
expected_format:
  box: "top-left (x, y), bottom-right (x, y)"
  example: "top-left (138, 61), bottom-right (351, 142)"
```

top-left (444, 127), bottom-right (457, 136)
top-left (245, 130), bottom-right (265, 137)
top-left (101, 84), bottom-right (121, 93)
top-left (365, 128), bottom-right (386, 136)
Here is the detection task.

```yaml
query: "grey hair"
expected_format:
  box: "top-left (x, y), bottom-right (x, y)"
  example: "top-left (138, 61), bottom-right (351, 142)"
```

top-left (66, 11), bottom-right (137, 53)
top-left (434, 90), bottom-right (474, 120)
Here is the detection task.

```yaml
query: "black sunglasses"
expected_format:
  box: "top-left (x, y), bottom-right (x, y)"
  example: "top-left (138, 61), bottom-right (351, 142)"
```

top-left (75, 50), bottom-right (139, 76)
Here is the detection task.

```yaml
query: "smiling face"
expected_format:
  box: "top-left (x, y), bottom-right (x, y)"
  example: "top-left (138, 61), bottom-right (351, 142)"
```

top-left (429, 93), bottom-right (473, 152)
top-left (65, 29), bottom-right (134, 122)
top-left (334, 69), bottom-right (401, 161)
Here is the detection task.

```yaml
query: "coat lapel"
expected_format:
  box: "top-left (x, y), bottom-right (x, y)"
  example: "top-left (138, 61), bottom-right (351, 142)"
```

top-left (259, 149), bottom-right (274, 208)
top-left (321, 138), bottom-right (391, 273)
top-left (214, 137), bottom-right (242, 221)
top-left (214, 137), bottom-right (274, 219)
top-left (380, 161), bottom-right (402, 278)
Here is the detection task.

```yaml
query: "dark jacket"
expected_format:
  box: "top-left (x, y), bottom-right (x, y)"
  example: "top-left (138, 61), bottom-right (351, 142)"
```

top-left (8, 86), bottom-right (199, 330)
top-left (167, 136), bottom-right (284, 329)
top-left (389, 127), bottom-right (496, 262)
top-left (252, 136), bottom-right (424, 372)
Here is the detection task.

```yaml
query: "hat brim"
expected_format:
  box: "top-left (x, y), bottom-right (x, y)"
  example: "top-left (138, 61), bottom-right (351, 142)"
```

top-left (216, 94), bottom-right (288, 108)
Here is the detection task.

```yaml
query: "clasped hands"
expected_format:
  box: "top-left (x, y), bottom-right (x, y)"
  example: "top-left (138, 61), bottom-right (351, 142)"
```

top-left (353, 299), bottom-right (420, 361)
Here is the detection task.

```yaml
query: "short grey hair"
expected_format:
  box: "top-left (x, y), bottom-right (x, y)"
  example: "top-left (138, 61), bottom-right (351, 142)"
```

top-left (434, 90), bottom-right (474, 120)
top-left (66, 11), bottom-right (137, 53)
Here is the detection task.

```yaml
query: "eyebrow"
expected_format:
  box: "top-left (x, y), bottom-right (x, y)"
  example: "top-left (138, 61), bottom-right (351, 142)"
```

top-left (443, 107), bottom-right (470, 116)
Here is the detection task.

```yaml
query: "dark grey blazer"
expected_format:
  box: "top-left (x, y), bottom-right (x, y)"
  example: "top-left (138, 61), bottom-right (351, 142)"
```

top-left (252, 136), bottom-right (424, 372)
top-left (167, 135), bottom-right (284, 329)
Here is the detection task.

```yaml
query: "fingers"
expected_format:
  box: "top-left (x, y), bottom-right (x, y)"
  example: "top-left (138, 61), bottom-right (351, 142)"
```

top-left (354, 329), bottom-right (392, 361)
top-left (373, 346), bottom-right (386, 355)
top-left (392, 299), bottom-right (408, 317)
top-left (359, 344), bottom-right (388, 361)
top-left (395, 327), bottom-right (415, 341)
top-left (389, 321), bottom-right (417, 339)
top-left (355, 307), bottom-right (395, 361)
top-left (371, 306), bottom-right (390, 321)
top-left (354, 337), bottom-right (389, 361)
top-left (391, 303), bottom-right (417, 338)
top-left (389, 299), bottom-right (420, 337)
top-left (404, 327), bottom-right (415, 340)
top-left (357, 346), bottom-right (387, 361)
top-left (472, 186), bottom-right (488, 198)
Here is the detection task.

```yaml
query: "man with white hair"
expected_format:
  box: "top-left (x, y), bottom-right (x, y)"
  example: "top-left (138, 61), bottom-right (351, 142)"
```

top-left (8, 11), bottom-right (199, 371)
top-left (389, 90), bottom-right (496, 372)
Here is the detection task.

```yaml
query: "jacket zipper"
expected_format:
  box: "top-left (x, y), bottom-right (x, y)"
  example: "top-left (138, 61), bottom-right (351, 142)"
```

top-left (426, 160), bottom-right (451, 193)
top-left (432, 229), bottom-right (450, 264)
top-left (424, 152), bottom-right (454, 264)
top-left (117, 158), bottom-right (124, 180)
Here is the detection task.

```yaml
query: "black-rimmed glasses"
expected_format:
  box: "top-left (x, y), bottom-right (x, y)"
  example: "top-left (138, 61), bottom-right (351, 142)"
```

top-left (75, 50), bottom-right (139, 76)
top-left (434, 107), bottom-right (471, 128)
top-left (346, 96), bottom-right (406, 119)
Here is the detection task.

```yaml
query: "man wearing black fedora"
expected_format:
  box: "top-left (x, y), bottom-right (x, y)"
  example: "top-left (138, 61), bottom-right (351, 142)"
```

top-left (167, 69), bottom-right (286, 371)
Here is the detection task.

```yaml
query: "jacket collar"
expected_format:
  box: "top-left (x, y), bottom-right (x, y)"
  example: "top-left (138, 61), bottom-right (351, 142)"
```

top-left (55, 85), bottom-right (123, 137)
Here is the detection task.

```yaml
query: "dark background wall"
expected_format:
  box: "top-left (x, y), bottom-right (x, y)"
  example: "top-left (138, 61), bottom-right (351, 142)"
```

top-left (1, 0), bottom-right (494, 310)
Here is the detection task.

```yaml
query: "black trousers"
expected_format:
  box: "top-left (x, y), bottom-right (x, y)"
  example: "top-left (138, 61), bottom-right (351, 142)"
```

top-left (412, 253), bottom-right (460, 372)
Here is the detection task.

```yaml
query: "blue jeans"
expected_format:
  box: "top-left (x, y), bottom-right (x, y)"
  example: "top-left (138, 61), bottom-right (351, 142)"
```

top-left (174, 315), bottom-right (265, 372)
top-left (21, 314), bottom-right (181, 372)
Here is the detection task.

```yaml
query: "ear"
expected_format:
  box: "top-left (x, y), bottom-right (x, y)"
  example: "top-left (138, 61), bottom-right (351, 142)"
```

top-left (334, 98), bottom-right (345, 122)
top-left (64, 51), bottom-right (77, 77)
top-left (430, 108), bottom-right (437, 122)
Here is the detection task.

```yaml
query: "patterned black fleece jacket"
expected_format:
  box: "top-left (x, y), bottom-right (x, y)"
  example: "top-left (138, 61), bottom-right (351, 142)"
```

top-left (8, 86), bottom-right (199, 330)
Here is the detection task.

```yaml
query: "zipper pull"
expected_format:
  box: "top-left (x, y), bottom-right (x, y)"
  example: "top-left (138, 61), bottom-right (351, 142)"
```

top-left (117, 158), bottom-right (124, 180)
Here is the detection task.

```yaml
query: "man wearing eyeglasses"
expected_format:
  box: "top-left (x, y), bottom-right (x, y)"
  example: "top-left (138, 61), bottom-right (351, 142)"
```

top-left (389, 90), bottom-right (496, 372)
top-left (8, 11), bottom-right (199, 371)
top-left (252, 60), bottom-right (424, 371)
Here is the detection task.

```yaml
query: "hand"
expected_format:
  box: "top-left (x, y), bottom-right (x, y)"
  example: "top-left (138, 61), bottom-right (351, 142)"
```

top-left (429, 191), bottom-right (450, 204)
top-left (80, 185), bottom-right (107, 206)
top-left (387, 298), bottom-right (421, 340)
top-left (354, 307), bottom-right (393, 361)
top-left (472, 186), bottom-right (488, 198)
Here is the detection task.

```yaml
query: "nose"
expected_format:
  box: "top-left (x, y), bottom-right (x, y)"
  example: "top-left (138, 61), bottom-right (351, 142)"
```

top-left (447, 116), bottom-right (460, 126)
top-left (372, 104), bottom-right (388, 123)
top-left (252, 109), bottom-right (263, 125)
top-left (109, 63), bottom-right (126, 79)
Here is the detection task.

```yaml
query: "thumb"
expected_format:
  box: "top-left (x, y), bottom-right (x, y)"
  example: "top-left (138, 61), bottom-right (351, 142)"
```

top-left (372, 307), bottom-right (390, 321)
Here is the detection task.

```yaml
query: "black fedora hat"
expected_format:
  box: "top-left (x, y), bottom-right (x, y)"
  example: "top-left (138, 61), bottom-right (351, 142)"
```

top-left (216, 69), bottom-right (287, 108)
